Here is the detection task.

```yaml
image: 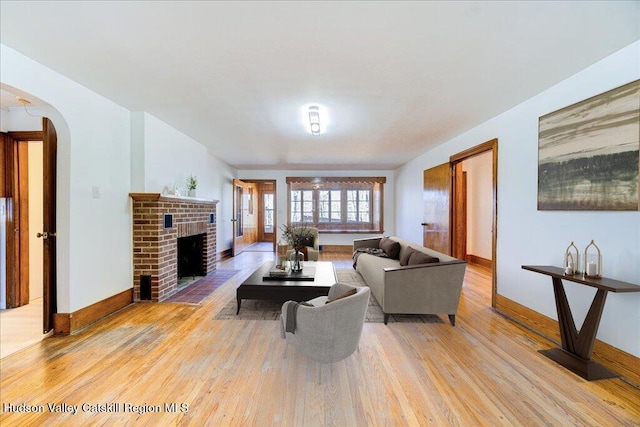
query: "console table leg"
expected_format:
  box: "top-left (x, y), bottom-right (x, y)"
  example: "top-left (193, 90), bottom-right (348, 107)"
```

top-left (545, 277), bottom-right (615, 380)
top-left (551, 277), bottom-right (578, 353)
top-left (574, 289), bottom-right (607, 359)
top-left (236, 297), bottom-right (242, 315)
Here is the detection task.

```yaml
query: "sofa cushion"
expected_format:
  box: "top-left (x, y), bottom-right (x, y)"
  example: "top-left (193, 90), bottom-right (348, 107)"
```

top-left (379, 237), bottom-right (401, 259)
top-left (408, 251), bottom-right (440, 265)
top-left (400, 246), bottom-right (417, 266)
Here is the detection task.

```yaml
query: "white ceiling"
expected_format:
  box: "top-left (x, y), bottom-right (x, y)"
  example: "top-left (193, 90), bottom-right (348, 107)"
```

top-left (1, 1), bottom-right (639, 170)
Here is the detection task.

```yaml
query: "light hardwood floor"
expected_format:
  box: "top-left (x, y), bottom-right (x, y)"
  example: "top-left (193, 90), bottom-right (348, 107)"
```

top-left (0, 297), bottom-right (49, 359)
top-left (1, 250), bottom-right (639, 426)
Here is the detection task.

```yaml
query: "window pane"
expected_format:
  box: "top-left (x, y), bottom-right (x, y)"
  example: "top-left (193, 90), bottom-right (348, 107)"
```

top-left (318, 190), bottom-right (329, 222)
top-left (330, 190), bottom-right (341, 222)
top-left (264, 194), bottom-right (274, 233)
top-left (291, 190), bottom-right (301, 222)
top-left (302, 190), bottom-right (313, 223)
top-left (359, 190), bottom-right (370, 222)
top-left (346, 190), bottom-right (357, 222)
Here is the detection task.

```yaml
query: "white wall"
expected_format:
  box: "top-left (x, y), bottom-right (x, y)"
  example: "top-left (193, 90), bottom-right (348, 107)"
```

top-left (396, 41), bottom-right (640, 356)
top-left (1, 44), bottom-right (132, 313)
top-left (238, 169), bottom-right (395, 247)
top-left (137, 112), bottom-right (237, 253)
top-left (1, 45), bottom-right (239, 313)
top-left (463, 151), bottom-right (492, 260)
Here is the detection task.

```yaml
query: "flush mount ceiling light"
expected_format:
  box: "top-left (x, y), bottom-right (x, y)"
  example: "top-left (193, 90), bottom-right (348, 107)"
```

top-left (308, 106), bottom-right (321, 135)
top-left (15, 96), bottom-right (31, 105)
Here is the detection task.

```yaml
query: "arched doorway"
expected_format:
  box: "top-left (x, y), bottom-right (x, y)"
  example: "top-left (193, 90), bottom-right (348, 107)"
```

top-left (1, 87), bottom-right (59, 357)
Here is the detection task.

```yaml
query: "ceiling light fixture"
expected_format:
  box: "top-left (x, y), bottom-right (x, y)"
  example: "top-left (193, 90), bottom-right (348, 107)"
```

top-left (308, 106), bottom-right (321, 135)
top-left (15, 96), bottom-right (31, 105)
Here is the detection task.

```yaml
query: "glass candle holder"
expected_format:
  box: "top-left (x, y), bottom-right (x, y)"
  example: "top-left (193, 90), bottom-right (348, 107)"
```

top-left (564, 241), bottom-right (580, 275)
top-left (583, 240), bottom-right (602, 278)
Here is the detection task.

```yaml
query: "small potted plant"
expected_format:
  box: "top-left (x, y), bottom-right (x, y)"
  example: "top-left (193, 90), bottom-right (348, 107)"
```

top-left (186, 174), bottom-right (197, 197)
top-left (280, 223), bottom-right (313, 272)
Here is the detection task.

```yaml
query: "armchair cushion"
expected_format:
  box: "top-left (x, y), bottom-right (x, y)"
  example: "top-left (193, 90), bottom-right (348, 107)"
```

top-left (326, 287), bottom-right (357, 304)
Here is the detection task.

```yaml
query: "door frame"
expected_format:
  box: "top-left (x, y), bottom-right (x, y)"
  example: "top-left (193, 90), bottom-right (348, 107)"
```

top-left (4, 131), bottom-right (42, 308)
top-left (3, 125), bottom-right (57, 332)
top-left (241, 179), bottom-right (277, 252)
top-left (450, 138), bottom-right (498, 308)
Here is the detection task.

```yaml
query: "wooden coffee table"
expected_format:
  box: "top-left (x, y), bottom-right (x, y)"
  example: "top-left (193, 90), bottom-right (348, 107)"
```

top-left (236, 261), bottom-right (336, 314)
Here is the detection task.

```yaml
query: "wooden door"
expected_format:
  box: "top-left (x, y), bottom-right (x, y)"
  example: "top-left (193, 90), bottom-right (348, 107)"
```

top-left (42, 118), bottom-right (57, 333)
top-left (422, 162), bottom-right (452, 255)
top-left (1, 133), bottom-right (30, 308)
top-left (232, 179), bottom-right (257, 256)
top-left (452, 163), bottom-right (467, 260)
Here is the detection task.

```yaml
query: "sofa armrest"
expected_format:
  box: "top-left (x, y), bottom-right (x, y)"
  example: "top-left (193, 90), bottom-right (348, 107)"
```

top-left (381, 261), bottom-right (467, 315)
top-left (353, 237), bottom-right (382, 252)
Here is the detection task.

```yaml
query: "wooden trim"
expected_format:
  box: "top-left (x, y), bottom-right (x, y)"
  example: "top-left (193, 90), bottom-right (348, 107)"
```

top-left (286, 176), bottom-right (386, 184)
top-left (319, 244), bottom-right (352, 253)
top-left (129, 193), bottom-right (220, 204)
top-left (466, 254), bottom-right (492, 269)
top-left (7, 131), bottom-right (43, 141)
top-left (450, 138), bottom-right (498, 307)
top-left (495, 294), bottom-right (640, 386)
top-left (218, 248), bottom-right (233, 261)
top-left (452, 165), bottom-right (466, 259)
top-left (450, 139), bottom-right (497, 163)
top-left (53, 288), bottom-right (133, 335)
top-left (0, 134), bottom-right (7, 196)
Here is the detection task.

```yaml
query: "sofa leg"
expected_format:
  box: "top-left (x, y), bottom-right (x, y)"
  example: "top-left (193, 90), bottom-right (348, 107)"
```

top-left (448, 314), bottom-right (456, 326)
top-left (384, 313), bottom-right (390, 325)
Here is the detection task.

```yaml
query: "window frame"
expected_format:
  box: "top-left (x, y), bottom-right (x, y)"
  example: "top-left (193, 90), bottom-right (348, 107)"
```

top-left (286, 177), bottom-right (385, 233)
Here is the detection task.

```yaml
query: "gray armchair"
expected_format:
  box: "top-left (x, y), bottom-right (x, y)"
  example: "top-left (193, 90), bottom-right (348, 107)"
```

top-left (280, 283), bottom-right (370, 372)
top-left (286, 226), bottom-right (320, 261)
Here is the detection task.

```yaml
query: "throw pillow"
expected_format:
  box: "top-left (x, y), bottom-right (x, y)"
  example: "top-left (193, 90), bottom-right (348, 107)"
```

top-left (400, 246), bottom-right (416, 266)
top-left (300, 234), bottom-right (315, 248)
top-left (325, 288), bottom-right (357, 304)
top-left (408, 251), bottom-right (440, 265)
top-left (379, 237), bottom-right (401, 259)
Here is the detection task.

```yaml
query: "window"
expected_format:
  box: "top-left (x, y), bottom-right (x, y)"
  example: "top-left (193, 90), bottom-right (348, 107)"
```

top-left (264, 193), bottom-right (274, 233)
top-left (286, 177), bottom-right (385, 233)
top-left (347, 189), bottom-right (370, 223)
top-left (318, 190), bottom-right (341, 223)
top-left (290, 189), bottom-right (314, 223)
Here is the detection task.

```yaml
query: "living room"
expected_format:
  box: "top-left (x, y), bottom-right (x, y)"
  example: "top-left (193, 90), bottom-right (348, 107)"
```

top-left (1, 1), bottom-right (639, 424)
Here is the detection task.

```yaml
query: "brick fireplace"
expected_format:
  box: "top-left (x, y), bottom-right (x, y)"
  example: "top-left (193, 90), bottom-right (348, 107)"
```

top-left (130, 193), bottom-right (219, 301)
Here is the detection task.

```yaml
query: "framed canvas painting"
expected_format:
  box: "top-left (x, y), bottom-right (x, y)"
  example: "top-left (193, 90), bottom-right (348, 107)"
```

top-left (538, 80), bottom-right (639, 211)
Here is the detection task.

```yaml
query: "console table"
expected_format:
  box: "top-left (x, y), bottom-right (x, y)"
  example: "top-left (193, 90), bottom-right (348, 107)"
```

top-left (522, 265), bottom-right (640, 381)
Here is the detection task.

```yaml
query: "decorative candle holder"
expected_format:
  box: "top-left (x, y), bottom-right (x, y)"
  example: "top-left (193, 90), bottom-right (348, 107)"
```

top-left (564, 241), bottom-right (580, 275)
top-left (583, 240), bottom-right (602, 279)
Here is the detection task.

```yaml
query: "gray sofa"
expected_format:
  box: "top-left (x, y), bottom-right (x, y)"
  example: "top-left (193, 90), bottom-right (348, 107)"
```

top-left (353, 236), bottom-right (466, 325)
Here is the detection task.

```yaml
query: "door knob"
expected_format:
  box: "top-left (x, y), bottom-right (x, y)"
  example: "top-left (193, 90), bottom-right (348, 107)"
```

top-left (37, 232), bottom-right (48, 239)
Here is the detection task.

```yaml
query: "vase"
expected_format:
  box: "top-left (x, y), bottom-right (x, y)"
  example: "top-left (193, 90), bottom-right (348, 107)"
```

top-left (290, 250), bottom-right (304, 272)
top-left (188, 189), bottom-right (196, 197)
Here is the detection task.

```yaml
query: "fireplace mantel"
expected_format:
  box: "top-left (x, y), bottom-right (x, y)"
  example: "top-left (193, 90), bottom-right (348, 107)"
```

top-left (129, 192), bottom-right (220, 205)
top-left (129, 193), bottom-right (218, 301)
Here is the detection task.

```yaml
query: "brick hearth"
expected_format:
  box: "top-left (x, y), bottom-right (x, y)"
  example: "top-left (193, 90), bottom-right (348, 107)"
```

top-left (130, 193), bottom-right (219, 301)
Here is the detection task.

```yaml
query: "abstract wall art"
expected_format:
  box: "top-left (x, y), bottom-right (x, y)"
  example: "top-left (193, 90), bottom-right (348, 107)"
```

top-left (538, 80), bottom-right (639, 211)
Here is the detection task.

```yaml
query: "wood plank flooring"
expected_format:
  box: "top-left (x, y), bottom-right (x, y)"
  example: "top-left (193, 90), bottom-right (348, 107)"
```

top-left (1, 250), bottom-right (639, 426)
